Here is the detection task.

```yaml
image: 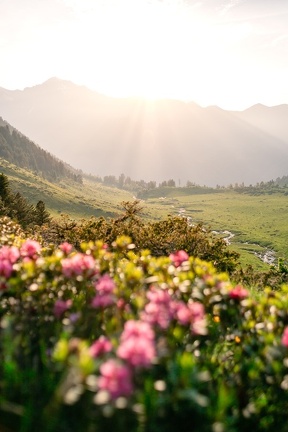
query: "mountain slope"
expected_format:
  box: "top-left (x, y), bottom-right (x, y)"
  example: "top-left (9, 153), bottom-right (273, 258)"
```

top-left (0, 116), bottom-right (82, 183)
top-left (0, 78), bottom-right (288, 186)
top-left (0, 158), bottom-right (133, 220)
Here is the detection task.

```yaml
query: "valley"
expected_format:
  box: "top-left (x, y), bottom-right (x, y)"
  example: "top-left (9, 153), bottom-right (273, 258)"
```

top-left (1, 155), bottom-right (287, 271)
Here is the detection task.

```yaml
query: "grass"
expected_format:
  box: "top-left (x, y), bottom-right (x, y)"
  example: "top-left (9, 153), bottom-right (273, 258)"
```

top-left (140, 189), bottom-right (288, 270)
top-left (0, 159), bottom-right (133, 220)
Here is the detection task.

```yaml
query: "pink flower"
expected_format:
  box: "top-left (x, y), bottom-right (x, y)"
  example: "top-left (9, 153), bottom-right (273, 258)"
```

top-left (0, 246), bottom-right (20, 263)
top-left (98, 360), bottom-right (133, 399)
top-left (0, 246), bottom-right (19, 279)
top-left (282, 327), bottom-right (288, 347)
top-left (117, 320), bottom-right (156, 368)
top-left (53, 299), bottom-right (72, 318)
top-left (121, 320), bottom-right (155, 341)
top-left (0, 260), bottom-right (13, 278)
top-left (90, 336), bottom-right (113, 358)
top-left (189, 302), bottom-right (205, 321)
top-left (229, 285), bottom-right (249, 300)
top-left (142, 287), bottom-right (173, 329)
top-left (95, 274), bottom-right (116, 294)
top-left (169, 250), bottom-right (189, 267)
top-left (59, 242), bottom-right (73, 254)
top-left (91, 293), bottom-right (114, 308)
top-left (172, 301), bottom-right (192, 325)
top-left (62, 253), bottom-right (95, 277)
top-left (20, 240), bottom-right (41, 258)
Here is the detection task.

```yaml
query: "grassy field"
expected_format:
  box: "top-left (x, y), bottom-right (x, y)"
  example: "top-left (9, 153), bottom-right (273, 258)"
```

top-left (0, 159), bottom-right (133, 220)
top-left (140, 188), bottom-right (288, 270)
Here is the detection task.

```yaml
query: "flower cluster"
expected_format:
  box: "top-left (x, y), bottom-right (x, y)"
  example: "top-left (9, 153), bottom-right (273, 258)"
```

top-left (0, 245), bottom-right (20, 279)
top-left (92, 274), bottom-right (116, 308)
top-left (117, 320), bottom-right (156, 368)
top-left (62, 253), bottom-right (96, 277)
top-left (98, 359), bottom-right (133, 399)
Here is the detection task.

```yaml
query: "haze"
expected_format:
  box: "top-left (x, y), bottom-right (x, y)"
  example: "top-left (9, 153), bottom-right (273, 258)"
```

top-left (1, 0), bottom-right (288, 110)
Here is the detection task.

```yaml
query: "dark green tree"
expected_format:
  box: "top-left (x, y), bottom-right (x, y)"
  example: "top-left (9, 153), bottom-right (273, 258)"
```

top-left (11, 192), bottom-right (35, 228)
top-left (34, 201), bottom-right (51, 226)
top-left (0, 173), bottom-right (12, 205)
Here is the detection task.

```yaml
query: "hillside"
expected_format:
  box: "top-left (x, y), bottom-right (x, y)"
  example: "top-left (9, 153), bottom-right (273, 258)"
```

top-left (0, 116), bottom-right (82, 183)
top-left (0, 158), bottom-right (133, 220)
top-left (1, 78), bottom-right (288, 186)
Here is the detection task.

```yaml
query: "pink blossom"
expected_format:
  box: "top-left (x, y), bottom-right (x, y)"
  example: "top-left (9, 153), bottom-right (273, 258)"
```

top-left (142, 287), bottom-right (173, 329)
top-left (59, 242), bottom-right (73, 254)
top-left (95, 274), bottom-right (116, 294)
top-left (20, 240), bottom-right (41, 258)
top-left (61, 253), bottom-right (95, 277)
top-left (90, 336), bottom-right (113, 358)
top-left (282, 327), bottom-right (288, 347)
top-left (0, 260), bottom-right (13, 278)
top-left (118, 336), bottom-right (156, 368)
top-left (189, 302), bottom-right (205, 321)
top-left (117, 298), bottom-right (126, 309)
top-left (98, 360), bottom-right (133, 399)
top-left (117, 320), bottom-right (156, 368)
top-left (121, 320), bottom-right (155, 341)
top-left (229, 285), bottom-right (249, 300)
top-left (173, 301), bottom-right (192, 325)
top-left (91, 293), bottom-right (114, 308)
top-left (53, 299), bottom-right (72, 318)
top-left (169, 250), bottom-right (189, 267)
top-left (0, 246), bottom-right (20, 263)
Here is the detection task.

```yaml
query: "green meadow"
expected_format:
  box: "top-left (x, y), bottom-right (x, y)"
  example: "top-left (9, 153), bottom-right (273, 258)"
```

top-left (140, 188), bottom-right (288, 270)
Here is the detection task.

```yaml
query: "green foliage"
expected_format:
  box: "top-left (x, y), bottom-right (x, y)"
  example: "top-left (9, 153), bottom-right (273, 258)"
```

top-left (1, 231), bottom-right (288, 431)
top-left (39, 201), bottom-right (240, 274)
top-left (0, 173), bottom-right (52, 229)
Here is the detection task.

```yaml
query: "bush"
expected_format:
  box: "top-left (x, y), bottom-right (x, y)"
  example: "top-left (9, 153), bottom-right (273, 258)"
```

top-left (1, 231), bottom-right (288, 431)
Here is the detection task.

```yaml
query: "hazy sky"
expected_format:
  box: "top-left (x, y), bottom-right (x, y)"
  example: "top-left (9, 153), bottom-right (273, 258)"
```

top-left (1, 0), bottom-right (288, 109)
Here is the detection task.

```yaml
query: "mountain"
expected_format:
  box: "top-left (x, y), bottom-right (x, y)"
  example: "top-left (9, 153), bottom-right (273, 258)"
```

top-left (0, 78), bottom-right (287, 186)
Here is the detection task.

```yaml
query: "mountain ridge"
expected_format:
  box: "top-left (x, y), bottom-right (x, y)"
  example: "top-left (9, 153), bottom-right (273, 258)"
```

top-left (0, 78), bottom-right (287, 187)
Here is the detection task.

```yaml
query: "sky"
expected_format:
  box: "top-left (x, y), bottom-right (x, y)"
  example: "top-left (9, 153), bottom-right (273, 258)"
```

top-left (1, 0), bottom-right (288, 110)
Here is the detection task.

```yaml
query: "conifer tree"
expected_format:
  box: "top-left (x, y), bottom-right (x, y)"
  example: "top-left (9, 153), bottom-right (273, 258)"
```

top-left (0, 173), bottom-right (12, 205)
top-left (34, 200), bottom-right (51, 226)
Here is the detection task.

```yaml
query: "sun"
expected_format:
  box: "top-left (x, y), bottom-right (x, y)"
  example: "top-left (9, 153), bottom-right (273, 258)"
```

top-left (60, 0), bottom-right (251, 107)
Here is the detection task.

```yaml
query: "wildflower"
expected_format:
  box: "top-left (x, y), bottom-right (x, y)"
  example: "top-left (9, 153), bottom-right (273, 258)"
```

top-left (172, 301), bottom-right (192, 325)
top-left (59, 242), bottom-right (73, 254)
top-left (169, 250), bottom-right (189, 267)
top-left (98, 359), bottom-right (133, 399)
top-left (229, 285), bottom-right (249, 300)
top-left (189, 301), bottom-right (205, 321)
top-left (282, 327), bottom-right (288, 347)
top-left (90, 336), bottom-right (113, 358)
top-left (62, 253), bottom-right (95, 277)
top-left (142, 287), bottom-right (173, 329)
top-left (117, 320), bottom-right (156, 367)
top-left (0, 245), bottom-right (20, 279)
top-left (0, 246), bottom-right (20, 263)
top-left (91, 293), bottom-right (114, 308)
top-left (95, 274), bottom-right (116, 294)
top-left (20, 240), bottom-right (41, 258)
top-left (53, 299), bottom-right (72, 318)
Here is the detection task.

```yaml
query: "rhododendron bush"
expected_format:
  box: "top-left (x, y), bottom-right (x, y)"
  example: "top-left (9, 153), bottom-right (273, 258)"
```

top-left (1, 226), bottom-right (288, 431)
